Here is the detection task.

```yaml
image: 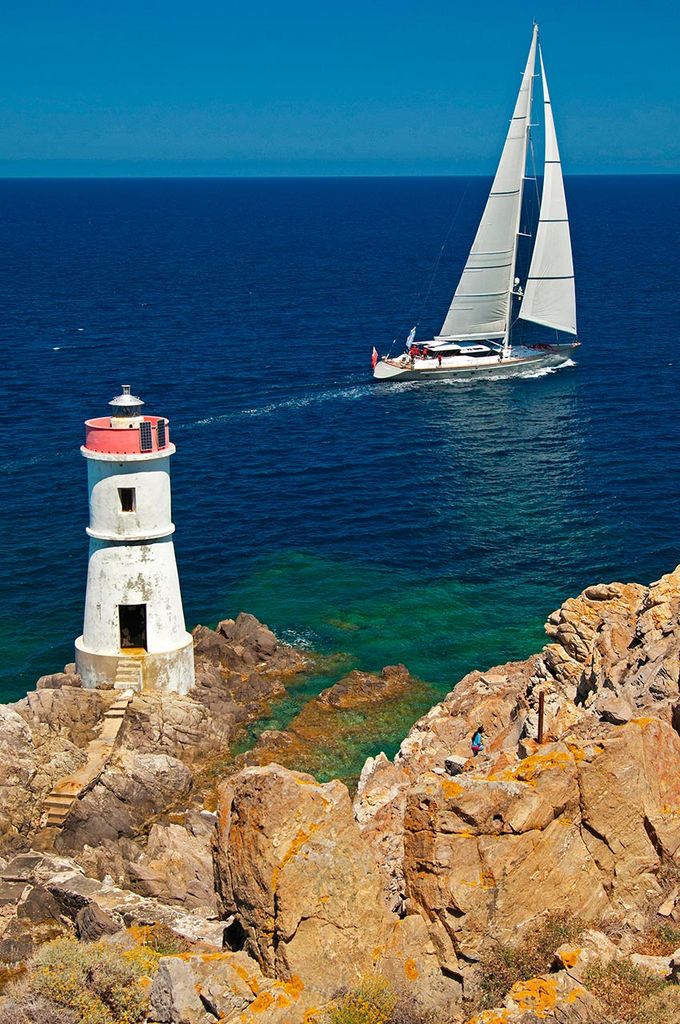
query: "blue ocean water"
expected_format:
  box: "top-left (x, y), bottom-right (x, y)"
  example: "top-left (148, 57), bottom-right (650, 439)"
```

top-left (1, 176), bottom-right (679, 744)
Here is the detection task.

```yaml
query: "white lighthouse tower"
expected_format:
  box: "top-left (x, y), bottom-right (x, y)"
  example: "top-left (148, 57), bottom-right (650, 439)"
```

top-left (75, 386), bottom-right (195, 695)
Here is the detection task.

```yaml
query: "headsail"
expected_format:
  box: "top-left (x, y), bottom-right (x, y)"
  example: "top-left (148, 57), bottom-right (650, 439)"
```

top-left (518, 48), bottom-right (577, 335)
top-left (436, 26), bottom-right (537, 343)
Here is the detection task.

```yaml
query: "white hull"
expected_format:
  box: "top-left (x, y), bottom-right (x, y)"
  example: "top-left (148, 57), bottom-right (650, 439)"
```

top-left (373, 344), bottom-right (577, 381)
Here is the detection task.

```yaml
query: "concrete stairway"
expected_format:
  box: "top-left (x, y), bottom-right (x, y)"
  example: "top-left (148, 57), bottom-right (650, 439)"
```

top-left (113, 655), bottom-right (143, 692)
top-left (41, 686), bottom-right (136, 829)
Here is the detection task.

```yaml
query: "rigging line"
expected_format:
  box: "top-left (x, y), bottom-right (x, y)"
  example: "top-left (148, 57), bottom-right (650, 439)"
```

top-left (405, 177), bottom-right (472, 331)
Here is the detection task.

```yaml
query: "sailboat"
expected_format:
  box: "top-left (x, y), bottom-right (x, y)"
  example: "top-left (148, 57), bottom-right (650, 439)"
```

top-left (373, 25), bottom-right (579, 381)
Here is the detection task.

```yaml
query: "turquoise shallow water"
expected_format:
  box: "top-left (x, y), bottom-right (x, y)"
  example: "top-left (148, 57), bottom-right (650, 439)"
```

top-left (1, 178), bottom-right (679, 772)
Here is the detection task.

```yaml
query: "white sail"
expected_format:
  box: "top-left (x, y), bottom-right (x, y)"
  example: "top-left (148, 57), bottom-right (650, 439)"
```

top-left (518, 48), bottom-right (577, 335)
top-left (437, 26), bottom-right (537, 342)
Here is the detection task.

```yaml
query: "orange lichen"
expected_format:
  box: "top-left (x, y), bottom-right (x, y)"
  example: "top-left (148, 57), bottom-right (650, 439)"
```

top-left (249, 990), bottom-right (275, 1012)
top-left (441, 779), bottom-right (464, 798)
top-left (559, 947), bottom-right (581, 968)
top-left (463, 1011), bottom-right (510, 1024)
top-left (283, 975), bottom-right (305, 999)
top-left (233, 962), bottom-right (261, 994)
top-left (508, 976), bottom-right (558, 1016)
top-left (491, 749), bottom-right (577, 787)
top-left (404, 957), bottom-right (419, 981)
top-left (565, 985), bottom-right (585, 1003)
top-left (272, 824), bottom-right (321, 892)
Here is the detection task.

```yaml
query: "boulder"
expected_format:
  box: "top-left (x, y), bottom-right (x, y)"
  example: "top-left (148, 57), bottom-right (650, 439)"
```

top-left (0, 706), bottom-right (39, 847)
top-left (127, 820), bottom-right (218, 914)
top-left (36, 670), bottom-right (82, 690)
top-left (554, 929), bottom-right (621, 981)
top-left (213, 763), bottom-right (460, 1001)
top-left (75, 903), bottom-right (122, 940)
top-left (400, 720), bottom-right (680, 966)
top-left (669, 945), bottom-right (680, 983)
top-left (214, 764), bottom-right (392, 990)
top-left (148, 951), bottom-right (319, 1024)
top-left (629, 952), bottom-right (672, 978)
top-left (316, 664), bottom-right (414, 708)
top-left (55, 751), bottom-right (192, 853)
top-left (217, 612), bottom-right (278, 658)
top-left (354, 753), bottom-right (410, 913)
top-left (44, 861), bottom-right (224, 948)
top-left (119, 691), bottom-right (234, 766)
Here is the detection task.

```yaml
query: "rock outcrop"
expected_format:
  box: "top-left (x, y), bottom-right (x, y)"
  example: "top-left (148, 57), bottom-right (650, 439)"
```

top-left (0, 613), bottom-right (308, 862)
top-left (2, 571), bottom-right (680, 1022)
top-left (213, 763), bottom-right (461, 1011)
top-left (356, 566), bottom-right (680, 980)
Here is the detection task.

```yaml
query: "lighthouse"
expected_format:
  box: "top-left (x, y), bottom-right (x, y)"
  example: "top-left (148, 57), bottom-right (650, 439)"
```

top-left (75, 386), bottom-right (195, 695)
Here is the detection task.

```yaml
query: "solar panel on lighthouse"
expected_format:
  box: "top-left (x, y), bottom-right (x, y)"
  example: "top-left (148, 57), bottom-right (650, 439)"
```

top-left (140, 421), bottom-right (153, 452)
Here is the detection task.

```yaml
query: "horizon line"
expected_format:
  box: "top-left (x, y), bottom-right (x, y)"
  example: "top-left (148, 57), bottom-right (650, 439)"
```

top-left (0, 171), bottom-right (678, 181)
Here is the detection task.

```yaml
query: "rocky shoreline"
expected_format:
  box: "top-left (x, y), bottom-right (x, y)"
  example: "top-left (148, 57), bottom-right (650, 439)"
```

top-left (2, 568), bottom-right (680, 1022)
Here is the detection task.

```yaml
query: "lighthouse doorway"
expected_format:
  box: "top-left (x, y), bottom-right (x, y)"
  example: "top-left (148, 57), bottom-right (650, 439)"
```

top-left (119, 604), bottom-right (147, 650)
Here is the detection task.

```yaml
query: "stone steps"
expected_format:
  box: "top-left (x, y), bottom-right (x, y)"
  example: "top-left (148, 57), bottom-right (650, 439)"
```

top-left (114, 656), bottom-right (143, 692)
top-left (40, 680), bottom-right (136, 830)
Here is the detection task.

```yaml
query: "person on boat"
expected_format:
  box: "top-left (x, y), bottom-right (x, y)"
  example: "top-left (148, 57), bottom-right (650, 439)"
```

top-left (437, 354), bottom-right (443, 367)
top-left (471, 726), bottom-right (485, 757)
top-left (409, 344), bottom-right (418, 358)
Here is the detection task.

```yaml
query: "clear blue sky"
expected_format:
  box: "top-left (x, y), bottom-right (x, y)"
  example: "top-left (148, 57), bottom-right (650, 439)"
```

top-left (0, 0), bottom-right (677, 175)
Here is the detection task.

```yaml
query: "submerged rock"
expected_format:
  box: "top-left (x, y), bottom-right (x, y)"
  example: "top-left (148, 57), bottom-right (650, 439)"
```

top-left (243, 664), bottom-right (429, 782)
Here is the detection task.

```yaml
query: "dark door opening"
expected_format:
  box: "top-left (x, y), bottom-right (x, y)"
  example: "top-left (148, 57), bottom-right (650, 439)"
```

top-left (119, 604), bottom-right (147, 650)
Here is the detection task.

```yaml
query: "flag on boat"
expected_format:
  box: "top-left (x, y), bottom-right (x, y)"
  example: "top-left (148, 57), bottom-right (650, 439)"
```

top-left (371, 346), bottom-right (379, 368)
top-left (407, 326), bottom-right (416, 347)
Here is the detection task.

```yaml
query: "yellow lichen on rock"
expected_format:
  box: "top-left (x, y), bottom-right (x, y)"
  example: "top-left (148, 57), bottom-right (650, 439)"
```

top-left (463, 1010), bottom-right (510, 1024)
top-left (403, 957), bottom-right (419, 980)
top-left (557, 947), bottom-right (582, 969)
top-left (507, 976), bottom-right (558, 1016)
top-left (249, 989), bottom-right (275, 1012)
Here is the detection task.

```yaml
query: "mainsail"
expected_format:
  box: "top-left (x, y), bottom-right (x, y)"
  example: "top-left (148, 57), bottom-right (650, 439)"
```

top-left (436, 26), bottom-right (537, 342)
top-left (518, 49), bottom-right (577, 335)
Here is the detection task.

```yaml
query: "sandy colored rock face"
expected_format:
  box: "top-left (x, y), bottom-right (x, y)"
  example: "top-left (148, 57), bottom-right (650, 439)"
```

top-left (356, 566), bottom-right (680, 977)
top-left (402, 721), bottom-right (680, 962)
top-left (214, 764), bottom-right (393, 992)
top-left (213, 763), bottom-right (462, 1006)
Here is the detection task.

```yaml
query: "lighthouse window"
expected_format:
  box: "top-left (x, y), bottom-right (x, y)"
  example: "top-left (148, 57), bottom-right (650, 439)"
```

top-left (118, 487), bottom-right (136, 512)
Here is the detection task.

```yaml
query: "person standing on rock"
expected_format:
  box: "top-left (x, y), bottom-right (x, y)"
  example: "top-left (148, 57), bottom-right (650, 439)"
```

top-left (471, 726), bottom-right (485, 757)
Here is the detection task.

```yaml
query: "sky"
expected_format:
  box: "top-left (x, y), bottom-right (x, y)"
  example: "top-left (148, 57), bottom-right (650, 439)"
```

top-left (0, 1), bottom-right (678, 176)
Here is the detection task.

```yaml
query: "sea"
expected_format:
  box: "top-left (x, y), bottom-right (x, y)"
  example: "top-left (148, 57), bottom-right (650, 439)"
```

top-left (1, 176), bottom-right (679, 775)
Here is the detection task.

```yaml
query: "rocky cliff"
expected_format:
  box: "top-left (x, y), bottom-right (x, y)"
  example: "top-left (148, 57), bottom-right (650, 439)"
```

top-left (1, 570), bottom-right (680, 1023)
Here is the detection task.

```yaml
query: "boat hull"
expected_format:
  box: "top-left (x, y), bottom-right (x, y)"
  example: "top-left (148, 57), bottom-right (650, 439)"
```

top-left (373, 344), bottom-right (577, 381)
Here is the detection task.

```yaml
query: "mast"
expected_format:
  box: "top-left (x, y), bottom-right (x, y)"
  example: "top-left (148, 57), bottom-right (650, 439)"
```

top-left (436, 25), bottom-right (538, 345)
top-left (503, 23), bottom-right (538, 355)
top-left (518, 46), bottom-right (577, 335)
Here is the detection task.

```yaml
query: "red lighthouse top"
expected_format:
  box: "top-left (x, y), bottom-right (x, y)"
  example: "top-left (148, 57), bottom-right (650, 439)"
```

top-left (83, 385), bottom-right (172, 456)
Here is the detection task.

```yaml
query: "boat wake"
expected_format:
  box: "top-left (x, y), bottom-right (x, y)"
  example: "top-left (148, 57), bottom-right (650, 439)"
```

top-left (517, 357), bottom-right (576, 379)
top-left (181, 384), bottom-right (374, 431)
